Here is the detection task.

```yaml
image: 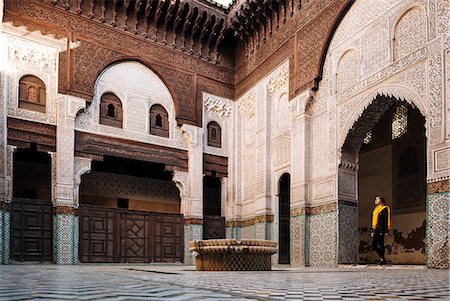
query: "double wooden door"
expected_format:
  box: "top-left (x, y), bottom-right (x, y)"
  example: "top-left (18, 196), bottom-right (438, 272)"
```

top-left (10, 198), bottom-right (53, 262)
top-left (78, 205), bottom-right (183, 263)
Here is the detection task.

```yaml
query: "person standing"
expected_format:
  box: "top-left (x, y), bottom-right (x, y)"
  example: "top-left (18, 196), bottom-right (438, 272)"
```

top-left (371, 196), bottom-right (391, 265)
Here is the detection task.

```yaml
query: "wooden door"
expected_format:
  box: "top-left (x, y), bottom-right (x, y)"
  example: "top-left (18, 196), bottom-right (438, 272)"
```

top-left (119, 211), bottom-right (151, 263)
top-left (79, 204), bottom-right (183, 263)
top-left (10, 198), bottom-right (53, 262)
top-left (279, 174), bottom-right (291, 264)
top-left (79, 205), bottom-right (115, 262)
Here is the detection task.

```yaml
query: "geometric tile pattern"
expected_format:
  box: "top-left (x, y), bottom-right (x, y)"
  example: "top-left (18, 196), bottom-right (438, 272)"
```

top-left (0, 265), bottom-right (448, 300)
top-left (308, 212), bottom-right (337, 267)
top-left (184, 224), bottom-right (202, 265)
top-left (338, 204), bottom-right (358, 264)
top-left (290, 215), bottom-right (306, 267)
top-left (54, 214), bottom-right (78, 265)
top-left (196, 253), bottom-right (272, 271)
top-left (0, 210), bottom-right (10, 264)
top-left (427, 192), bottom-right (449, 269)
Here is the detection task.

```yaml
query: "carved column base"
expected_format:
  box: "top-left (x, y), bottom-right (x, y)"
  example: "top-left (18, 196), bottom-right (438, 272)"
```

top-left (184, 218), bottom-right (203, 265)
top-left (0, 201), bottom-right (10, 264)
top-left (426, 180), bottom-right (449, 269)
top-left (54, 206), bottom-right (78, 264)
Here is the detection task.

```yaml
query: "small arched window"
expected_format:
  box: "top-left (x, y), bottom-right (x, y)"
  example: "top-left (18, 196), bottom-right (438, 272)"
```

top-left (207, 121), bottom-right (221, 148)
top-left (18, 75), bottom-right (46, 113)
top-left (150, 104), bottom-right (169, 138)
top-left (100, 93), bottom-right (123, 128)
top-left (392, 104), bottom-right (408, 140)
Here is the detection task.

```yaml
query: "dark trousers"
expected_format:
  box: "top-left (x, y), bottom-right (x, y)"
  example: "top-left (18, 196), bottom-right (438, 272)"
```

top-left (372, 229), bottom-right (385, 260)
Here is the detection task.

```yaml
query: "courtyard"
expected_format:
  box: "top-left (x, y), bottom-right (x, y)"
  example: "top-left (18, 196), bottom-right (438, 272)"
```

top-left (0, 265), bottom-right (448, 300)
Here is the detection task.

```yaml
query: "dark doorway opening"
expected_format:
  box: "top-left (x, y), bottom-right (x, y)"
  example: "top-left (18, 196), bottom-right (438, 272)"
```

top-left (203, 175), bottom-right (225, 239)
top-left (11, 147), bottom-right (53, 262)
top-left (279, 173), bottom-right (290, 264)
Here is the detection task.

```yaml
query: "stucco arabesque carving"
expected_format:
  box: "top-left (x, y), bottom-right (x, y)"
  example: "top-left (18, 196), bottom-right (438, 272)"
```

top-left (338, 84), bottom-right (426, 155)
top-left (9, 38), bottom-right (57, 72)
top-left (172, 171), bottom-right (189, 199)
top-left (204, 96), bottom-right (232, 117)
top-left (238, 92), bottom-right (256, 117)
top-left (74, 157), bottom-right (92, 186)
top-left (268, 67), bottom-right (289, 96)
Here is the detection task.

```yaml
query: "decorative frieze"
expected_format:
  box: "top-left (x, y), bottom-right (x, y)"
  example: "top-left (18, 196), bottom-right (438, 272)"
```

top-left (238, 92), bottom-right (256, 117)
top-left (204, 96), bottom-right (232, 117)
top-left (268, 67), bottom-right (288, 96)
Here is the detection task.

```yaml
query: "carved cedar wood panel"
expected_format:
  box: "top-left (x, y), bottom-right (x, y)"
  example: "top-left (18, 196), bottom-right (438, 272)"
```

top-left (79, 204), bottom-right (183, 263)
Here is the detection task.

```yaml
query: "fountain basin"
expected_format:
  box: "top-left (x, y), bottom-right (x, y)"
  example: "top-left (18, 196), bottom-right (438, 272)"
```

top-left (189, 239), bottom-right (278, 271)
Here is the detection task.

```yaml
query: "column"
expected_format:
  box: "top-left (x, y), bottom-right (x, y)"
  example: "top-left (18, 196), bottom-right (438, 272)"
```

top-left (53, 95), bottom-right (86, 264)
top-left (179, 125), bottom-right (204, 265)
top-left (289, 90), bottom-right (312, 267)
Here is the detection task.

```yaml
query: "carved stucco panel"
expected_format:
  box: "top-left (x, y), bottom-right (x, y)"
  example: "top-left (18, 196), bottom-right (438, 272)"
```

top-left (336, 49), bottom-right (361, 93)
top-left (446, 49), bottom-right (450, 140)
top-left (393, 6), bottom-right (428, 61)
top-left (330, 0), bottom-right (404, 50)
top-left (428, 42), bottom-right (444, 144)
top-left (203, 93), bottom-right (233, 157)
top-left (311, 113), bottom-right (328, 179)
top-left (75, 61), bottom-right (186, 150)
top-left (6, 34), bottom-right (59, 125)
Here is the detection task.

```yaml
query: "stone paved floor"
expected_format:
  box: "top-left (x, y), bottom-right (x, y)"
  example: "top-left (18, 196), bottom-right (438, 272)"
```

top-left (0, 265), bottom-right (448, 300)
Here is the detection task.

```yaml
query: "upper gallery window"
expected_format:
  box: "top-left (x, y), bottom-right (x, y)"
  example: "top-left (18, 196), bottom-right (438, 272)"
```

top-left (18, 75), bottom-right (46, 113)
top-left (207, 121), bottom-right (222, 148)
top-left (100, 93), bottom-right (123, 128)
top-left (150, 104), bottom-right (169, 138)
top-left (392, 104), bottom-right (408, 140)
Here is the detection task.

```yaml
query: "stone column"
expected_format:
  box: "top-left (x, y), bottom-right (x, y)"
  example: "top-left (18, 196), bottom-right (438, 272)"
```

top-left (53, 95), bottom-right (86, 264)
top-left (427, 179), bottom-right (449, 269)
top-left (179, 125), bottom-right (204, 265)
top-left (290, 90), bottom-right (312, 267)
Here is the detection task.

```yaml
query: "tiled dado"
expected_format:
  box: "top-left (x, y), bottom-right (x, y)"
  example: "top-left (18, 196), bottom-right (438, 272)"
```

top-left (290, 203), bottom-right (338, 267)
top-left (226, 214), bottom-right (274, 240)
top-left (0, 201), bottom-right (11, 264)
top-left (184, 221), bottom-right (203, 265)
top-left (427, 180), bottom-right (449, 269)
top-left (54, 206), bottom-right (78, 265)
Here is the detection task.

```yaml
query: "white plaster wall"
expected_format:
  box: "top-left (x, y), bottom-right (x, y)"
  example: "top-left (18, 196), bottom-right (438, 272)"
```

top-left (2, 24), bottom-right (66, 126)
top-left (312, 0), bottom-right (450, 205)
top-left (75, 61), bottom-right (186, 150)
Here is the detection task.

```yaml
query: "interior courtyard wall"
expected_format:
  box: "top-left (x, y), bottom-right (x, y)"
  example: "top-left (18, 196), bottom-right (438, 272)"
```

top-left (315, 0), bottom-right (449, 268)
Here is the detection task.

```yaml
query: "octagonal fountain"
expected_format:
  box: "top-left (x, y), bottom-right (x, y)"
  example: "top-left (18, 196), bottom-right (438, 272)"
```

top-left (189, 239), bottom-right (278, 271)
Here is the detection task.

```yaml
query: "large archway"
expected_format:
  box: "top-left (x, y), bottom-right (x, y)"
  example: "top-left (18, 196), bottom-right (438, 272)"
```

top-left (338, 94), bottom-right (427, 265)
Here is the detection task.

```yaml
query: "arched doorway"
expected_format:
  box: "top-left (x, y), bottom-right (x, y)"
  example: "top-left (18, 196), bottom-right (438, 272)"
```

top-left (279, 173), bottom-right (291, 264)
top-left (338, 94), bottom-right (426, 264)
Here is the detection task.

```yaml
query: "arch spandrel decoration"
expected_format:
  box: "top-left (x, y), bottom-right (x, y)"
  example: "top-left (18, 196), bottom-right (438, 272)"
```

top-left (338, 84), bottom-right (427, 156)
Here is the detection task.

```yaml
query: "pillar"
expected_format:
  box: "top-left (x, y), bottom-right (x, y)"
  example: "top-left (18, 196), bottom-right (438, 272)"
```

top-left (289, 90), bottom-right (312, 267)
top-left (52, 95), bottom-right (86, 264)
top-left (179, 125), bottom-right (204, 265)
